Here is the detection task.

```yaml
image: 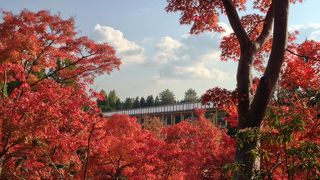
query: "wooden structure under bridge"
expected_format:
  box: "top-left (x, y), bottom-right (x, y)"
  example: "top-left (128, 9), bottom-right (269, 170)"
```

top-left (103, 102), bottom-right (227, 128)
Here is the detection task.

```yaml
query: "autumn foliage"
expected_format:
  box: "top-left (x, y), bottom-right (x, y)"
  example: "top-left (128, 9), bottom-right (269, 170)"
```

top-left (1, 7), bottom-right (319, 179)
top-left (0, 10), bottom-right (121, 178)
top-left (201, 39), bottom-right (320, 178)
top-left (0, 10), bottom-right (236, 179)
top-left (167, 0), bottom-right (319, 178)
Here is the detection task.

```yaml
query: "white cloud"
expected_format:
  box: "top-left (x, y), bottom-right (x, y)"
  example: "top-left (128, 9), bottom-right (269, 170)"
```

top-left (154, 36), bottom-right (182, 64)
top-left (174, 64), bottom-right (229, 81)
top-left (199, 52), bottom-right (221, 63)
top-left (310, 30), bottom-right (320, 41)
top-left (152, 30), bottom-right (235, 82)
top-left (289, 23), bottom-right (320, 32)
top-left (93, 24), bottom-right (145, 64)
top-left (141, 37), bottom-right (154, 43)
top-left (151, 75), bottom-right (178, 85)
top-left (289, 25), bottom-right (304, 32)
top-left (289, 23), bottom-right (320, 41)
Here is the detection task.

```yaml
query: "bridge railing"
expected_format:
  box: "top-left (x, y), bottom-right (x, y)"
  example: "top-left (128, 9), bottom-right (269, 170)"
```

top-left (103, 102), bottom-right (215, 117)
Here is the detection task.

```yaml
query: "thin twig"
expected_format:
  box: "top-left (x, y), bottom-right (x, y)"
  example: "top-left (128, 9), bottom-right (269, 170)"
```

top-left (38, 143), bottom-right (64, 179)
top-left (83, 123), bottom-right (95, 180)
top-left (286, 48), bottom-right (320, 62)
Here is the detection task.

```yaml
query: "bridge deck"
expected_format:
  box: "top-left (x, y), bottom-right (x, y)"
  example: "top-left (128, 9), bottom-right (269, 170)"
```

top-left (103, 102), bottom-right (214, 116)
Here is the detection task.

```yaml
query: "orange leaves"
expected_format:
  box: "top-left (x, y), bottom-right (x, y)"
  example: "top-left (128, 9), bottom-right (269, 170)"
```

top-left (84, 115), bottom-right (164, 179)
top-left (26, 74), bottom-right (38, 84)
top-left (220, 14), bottom-right (272, 72)
top-left (0, 10), bottom-right (121, 179)
top-left (0, 10), bottom-right (120, 88)
top-left (201, 88), bottom-right (238, 127)
top-left (162, 119), bottom-right (235, 178)
top-left (166, 0), bottom-right (290, 35)
top-left (220, 33), bottom-right (240, 61)
top-left (282, 40), bottom-right (320, 90)
top-left (298, 40), bottom-right (320, 62)
top-left (166, 0), bottom-right (225, 34)
top-left (66, 115), bottom-right (236, 179)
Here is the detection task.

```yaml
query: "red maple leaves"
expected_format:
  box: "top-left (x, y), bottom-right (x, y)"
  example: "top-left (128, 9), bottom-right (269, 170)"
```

top-left (1, 7), bottom-right (319, 179)
top-left (0, 10), bottom-right (120, 178)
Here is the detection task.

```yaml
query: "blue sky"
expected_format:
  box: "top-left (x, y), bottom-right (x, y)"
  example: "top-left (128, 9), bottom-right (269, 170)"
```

top-left (1, 0), bottom-right (320, 100)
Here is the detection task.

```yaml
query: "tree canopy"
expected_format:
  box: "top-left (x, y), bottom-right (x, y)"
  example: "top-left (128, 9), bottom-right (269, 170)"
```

top-left (159, 89), bottom-right (176, 105)
top-left (183, 88), bottom-right (199, 103)
top-left (0, 10), bottom-right (120, 178)
top-left (166, 0), bottom-right (320, 178)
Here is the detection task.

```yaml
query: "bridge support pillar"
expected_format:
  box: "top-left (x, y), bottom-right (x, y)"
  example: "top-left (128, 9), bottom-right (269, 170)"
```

top-left (171, 114), bottom-right (174, 125)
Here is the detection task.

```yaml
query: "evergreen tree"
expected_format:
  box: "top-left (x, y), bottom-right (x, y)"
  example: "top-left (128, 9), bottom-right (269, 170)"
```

top-left (154, 96), bottom-right (161, 106)
top-left (159, 89), bottom-right (176, 105)
top-left (133, 96), bottom-right (140, 108)
top-left (183, 88), bottom-right (199, 103)
top-left (108, 90), bottom-right (118, 110)
top-left (140, 97), bottom-right (146, 107)
top-left (123, 98), bottom-right (134, 109)
top-left (146, 95), bottom-right (155, 107)
top-left (115, 98), bottom-right (122, 110)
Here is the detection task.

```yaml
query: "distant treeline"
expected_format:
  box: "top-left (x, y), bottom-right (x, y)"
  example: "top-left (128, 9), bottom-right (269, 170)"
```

top-left (97, 88), bottom-right (200, 112)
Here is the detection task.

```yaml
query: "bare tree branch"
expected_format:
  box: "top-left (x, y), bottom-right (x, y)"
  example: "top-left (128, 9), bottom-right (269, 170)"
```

top-left (286, 48), bottom-right (320, 62)
top-left (30, 53), bottom-right (95, 87)
top-left (250, 0), bottom-right (289, 127)
top-left (254, 4), bottom-right (274, 50)
top-left (222, 0), bottom-right (250, 46)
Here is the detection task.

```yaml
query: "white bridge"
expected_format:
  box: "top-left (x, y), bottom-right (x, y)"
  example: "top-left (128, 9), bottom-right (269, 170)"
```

top-left (103, 102), bottom-right (227, 127)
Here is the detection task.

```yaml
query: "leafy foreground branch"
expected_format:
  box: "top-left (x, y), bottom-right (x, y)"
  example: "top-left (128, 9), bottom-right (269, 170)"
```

top-left (166, 0), bottom-right (320, 178)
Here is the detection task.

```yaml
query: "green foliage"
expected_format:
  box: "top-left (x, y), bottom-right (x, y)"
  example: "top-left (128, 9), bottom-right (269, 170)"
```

top-left (97, 88), bottom-right (201, 111)
top-left (6, 81), bottom-right (22, 96)
top-left (0, 82), bottom-right (8, 97)
top-left (133, 96), bottom-right (140, 108)
top-left (97, 89), bottom-right (120, 112)
top-left (146, 95), bottom-right (154, 106)
top-left (182, 88), bottom-right (199, 103)
top-left (108, 90), bottom-right (118, 109)
top-left (154, 96), bottom-right (161, 106)
top-left (286, 142), bottom-right (320, 176)
top-left (115, 98), bottom-right (122, 110)
top-left (236, 128), bottom-right (260, 150)
top-left (159, 89), bottom-right (176, 105)
top-left (140, 97), bottom-right (146, 107)
top-left (222, 162), bottom-right (245, 178)
top-left (123, 97), bottom-right (134, 109)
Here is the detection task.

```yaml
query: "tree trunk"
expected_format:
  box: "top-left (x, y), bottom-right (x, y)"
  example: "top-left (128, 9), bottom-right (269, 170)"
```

top-left (234, 0), bottom-right (289, 179)
top-left (234, 45), bottom-right (258, 179)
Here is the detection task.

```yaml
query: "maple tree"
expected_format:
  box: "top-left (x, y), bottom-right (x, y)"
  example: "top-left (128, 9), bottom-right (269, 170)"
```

top-left (78, 115), bottom-right (165, 179)
top-left (201, 40), bottom-right (320, 178)
top-left (77, 112), bottom-right (237, 179)
top-left (0, 10), bottom-right (120, 178)
top-left (143, 116), bottom-right (166, 138)
top-left (166, 0), bottom-right (319, 179)
top-left (259, 40), bottom-right (320, 178)
top-left (159, 110), bottom-right (236, 179)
